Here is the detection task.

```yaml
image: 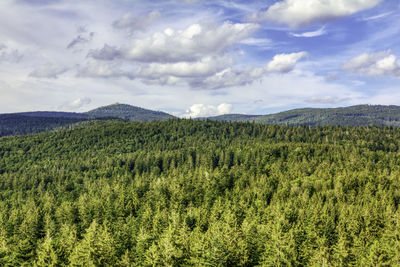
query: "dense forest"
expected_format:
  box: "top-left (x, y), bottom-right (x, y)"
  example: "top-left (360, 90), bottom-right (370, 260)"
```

top-left (1, 119), bottom-right (400, 265)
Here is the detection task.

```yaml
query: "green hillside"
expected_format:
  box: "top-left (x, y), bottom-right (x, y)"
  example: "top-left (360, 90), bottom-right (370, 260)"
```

top-left (1, 119), bottom-right (400, 265)
top-left (85, 103), bottom-right (175, 122)
top-left (253, 104), bottom-right (400, 126)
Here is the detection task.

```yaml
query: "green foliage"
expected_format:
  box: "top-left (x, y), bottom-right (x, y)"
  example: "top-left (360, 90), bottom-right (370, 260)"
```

top-left (1, 119), bottom-right (400, 265)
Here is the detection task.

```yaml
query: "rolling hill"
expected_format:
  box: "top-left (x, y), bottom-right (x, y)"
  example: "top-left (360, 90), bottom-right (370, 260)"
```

top-left (253, 105), bottom-right (400, 126)
top-left (0, 114), bottom-right (89, 137)
top-left (85, 103), bottom-right (175, 122)
top-left (4, 104), bottom-right (400, 138)
top-left (0, 104), bottom-right (175, 137)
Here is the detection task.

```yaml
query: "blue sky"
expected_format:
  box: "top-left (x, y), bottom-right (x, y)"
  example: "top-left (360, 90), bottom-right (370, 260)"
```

top-left (0, 0), bottom-right (399, 117)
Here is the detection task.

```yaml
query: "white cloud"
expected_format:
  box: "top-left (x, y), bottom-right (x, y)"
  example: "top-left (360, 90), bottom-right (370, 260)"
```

top-left (290, 26), bottom-right (326, 37)
top-left (343, 51), bottom-right (400, 77)
top-left (252, 0), bottom-right (382, 28)
top-left (84, 21), bottom-right (264, 89)
top-left (82, 50), bottom-right (307, 89)
top-left (78, 59), bottom-right (131, 79)
top-left (240, 37), bottom-right (272, 47)
top-left (138, 56), bottom-right (232, 78)
top-left (29, 64), bottom-right (69, 79)
top-left (189, 52), bottom-right (307, 89)
top-left (113, 11), bottom-right (161, 33)
top-left (361, 11), bottom-right (393, 21)
top-left (194, 67), bottom-right (265, 89)
top-left (61, 97), bottom-right (92, 110)
top-left (91, 21), bottom-right (259, 63)
top-left (266, 52), bottom-right (308, 73)
top-left (183, 103), bottom-right (232, 118)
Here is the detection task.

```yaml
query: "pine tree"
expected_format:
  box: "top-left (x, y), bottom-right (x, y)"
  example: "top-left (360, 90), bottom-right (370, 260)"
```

top-left (69, 220), bottom-right (117, 266)
top-left (34, 232), bottom-right (58, 267)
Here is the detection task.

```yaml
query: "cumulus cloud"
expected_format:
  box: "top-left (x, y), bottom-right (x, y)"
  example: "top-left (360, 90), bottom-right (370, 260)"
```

top-left (78, 59), bottom-right (132, 79)
top-left (343, 51), bottom-right (400, 77)
top-left (84, 21), bottom-right (266, 89)
top-left (252, 0), bottom-right (382, 28)
top-left (86, 18), bottom-right (307, 90)
top-left (193, 67), bottom-right (265, 89)
top-left (82, 50), bottom-right (307, 89)
top-left (113, 11), bottom-right (161, 33)
top-left (190, 52), bottom-right (307, 89)
top-left (290, 26), bottom-right (326, 37)
top-left (138, 56), bottom-right (232, 78)
top-left (183, 103), bottom-right (232, 118)
top-left (266, 51), bottom-right (308, 73)
top-left (91, 21), bottom-right (259, 63)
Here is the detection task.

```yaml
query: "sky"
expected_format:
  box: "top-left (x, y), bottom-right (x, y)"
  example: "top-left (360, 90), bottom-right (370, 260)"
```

top-left (0, 0), bottom-right (400, 117)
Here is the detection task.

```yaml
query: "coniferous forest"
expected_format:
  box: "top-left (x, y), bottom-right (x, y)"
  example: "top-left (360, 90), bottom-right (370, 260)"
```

top-left (1, 119), bottom-right (400, 266)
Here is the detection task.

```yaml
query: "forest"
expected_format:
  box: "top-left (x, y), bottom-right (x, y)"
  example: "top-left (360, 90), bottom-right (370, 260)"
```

top-left (1, 119), bottom-right (400, 266)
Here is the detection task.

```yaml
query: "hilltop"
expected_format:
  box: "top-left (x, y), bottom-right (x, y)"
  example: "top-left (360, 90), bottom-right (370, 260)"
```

top-left (85, 103), bottom-right (174, 122)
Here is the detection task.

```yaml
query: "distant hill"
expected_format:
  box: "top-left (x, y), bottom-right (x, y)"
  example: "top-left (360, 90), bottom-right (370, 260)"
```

top-left (198, 114), bottom-right (261, 122)
top-left (85, 103), bottom-right (175, 122)
top-left (253, 105), bottom-right (400, 126)
top-left (18, 111), bottom-right (89, 119)
top-left (4, 104), bottom-right (400, 138)
top-left (0, 104), bottom-right (175, 137)
top-left (0, 114), bottom-right (88, 137)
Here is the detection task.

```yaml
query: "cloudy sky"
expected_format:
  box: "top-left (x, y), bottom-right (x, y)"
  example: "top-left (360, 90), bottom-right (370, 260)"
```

top-left (0, 0), bottom-right (399, 117)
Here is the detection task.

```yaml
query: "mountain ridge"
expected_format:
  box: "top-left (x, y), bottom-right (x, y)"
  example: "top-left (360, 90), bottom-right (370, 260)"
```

top-left (0, 103), bottom-right (175, 137)
top-left (3, 103), bottom-right (400, 137)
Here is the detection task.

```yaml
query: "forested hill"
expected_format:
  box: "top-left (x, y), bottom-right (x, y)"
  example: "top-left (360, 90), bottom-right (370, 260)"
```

top-left (4, 104), bottom-right (400, 137)
top-left (85, 103), bottom-right (175, 121)
top-left (0, 114), bottom-right (89, 137)
top-left (1, 119), bottom-right (400, 265)
top-left (253, 104), bottom-right (400, 126)
top-left (0, 103), bottom-right (175, 137)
